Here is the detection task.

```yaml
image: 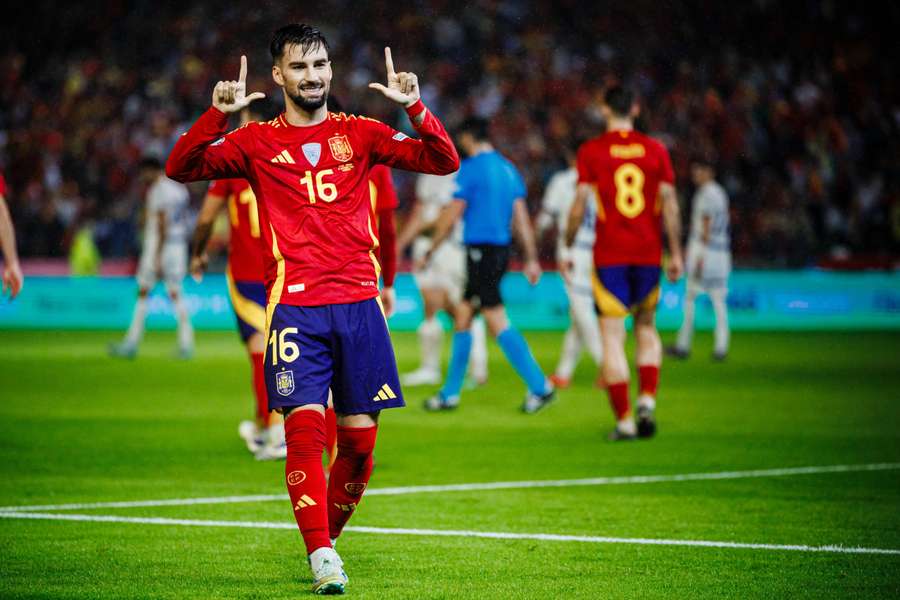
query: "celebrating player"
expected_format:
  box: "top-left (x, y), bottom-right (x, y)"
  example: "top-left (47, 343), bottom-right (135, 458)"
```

top-left (397, 172), bottom-right (489, 387)
top-left (110, 157), bottom-right (194, 359)
top-left (422, 117), bottom-right (554, 413)
top-left (0, 173), bottom-right (24, 299)
top-left (190, 107), bottom-right (287, 461)
top-left (165, 25), bottom-right (458, 595)
top-left (566, 86), bottom-right (683, 440)
top-left (667, 153), bottom-right (731, 360)
top-left (536, 146), bottom-right (604, 389)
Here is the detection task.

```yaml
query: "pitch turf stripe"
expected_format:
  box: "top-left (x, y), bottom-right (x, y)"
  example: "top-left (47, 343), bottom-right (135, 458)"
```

top-left (0, 512), bottom-right (897, 556)
top-left (2, 462), bottom-right (897, 513)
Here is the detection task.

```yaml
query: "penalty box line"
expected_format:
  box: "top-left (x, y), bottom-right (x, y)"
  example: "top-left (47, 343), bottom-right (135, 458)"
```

top-left (1, 462), bottom-right (898, 513)
top-left (0, 511), bottom-right (898, 556)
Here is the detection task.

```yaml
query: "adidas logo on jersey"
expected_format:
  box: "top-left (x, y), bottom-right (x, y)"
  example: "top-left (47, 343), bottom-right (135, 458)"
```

top-left (372, 383), bottom-right (397, 402)
top-left (271, 150), bottom-right (296, 164)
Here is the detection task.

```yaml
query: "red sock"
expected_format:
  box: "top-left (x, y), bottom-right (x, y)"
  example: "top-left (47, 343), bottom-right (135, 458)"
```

top-left (607, 382), bottom-right (631, 420)
top-left (250, 352), bottom-right (269, 426)
top-left (638, 365), bottom-right (659, 397)
top-left (327, 425), bottom-right (377, 540)
top-left (284, 410), bottom-right (331, 554)
top-left (324, 407), bottom-right (338, 471)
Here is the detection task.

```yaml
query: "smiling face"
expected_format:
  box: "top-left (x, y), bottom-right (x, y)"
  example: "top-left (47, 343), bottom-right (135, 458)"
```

top-left (272, 42), bottom-right (332, 112)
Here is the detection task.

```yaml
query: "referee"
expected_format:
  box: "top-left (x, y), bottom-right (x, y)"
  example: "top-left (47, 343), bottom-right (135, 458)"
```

top-left (422, 117), bottom-right (554, 412)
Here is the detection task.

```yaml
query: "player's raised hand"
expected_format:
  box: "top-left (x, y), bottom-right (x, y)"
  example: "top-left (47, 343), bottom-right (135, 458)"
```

top-left (368, 47), bottom-right (420, 107)
top-left (212, 55), bottom-right (266, 114)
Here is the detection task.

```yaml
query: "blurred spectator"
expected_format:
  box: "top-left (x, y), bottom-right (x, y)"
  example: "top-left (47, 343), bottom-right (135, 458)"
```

top-left (0, 0), bottom-right (897, 268)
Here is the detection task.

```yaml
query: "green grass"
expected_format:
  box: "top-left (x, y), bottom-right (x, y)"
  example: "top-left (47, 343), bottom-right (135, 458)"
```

top-left (0, 329), bottom-right (899, 599)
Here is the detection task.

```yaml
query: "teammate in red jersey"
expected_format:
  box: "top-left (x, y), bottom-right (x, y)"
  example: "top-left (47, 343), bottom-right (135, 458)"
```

top-left (189, 107), bottom-right (288, 461)
top-left (166, 24), bottom-right (458, 594)
top-left (0, 174), bottom-right (24, 299)
top-left (369, 164), bottom-right (399, 316)
top-left (566, 86), bottom-right (683, 441)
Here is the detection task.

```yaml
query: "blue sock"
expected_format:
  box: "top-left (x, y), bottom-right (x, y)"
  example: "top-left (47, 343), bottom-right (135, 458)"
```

top-left (497, 328), bottom-right (548, 395)
top-left (440, 331), bottom-right (472, 399)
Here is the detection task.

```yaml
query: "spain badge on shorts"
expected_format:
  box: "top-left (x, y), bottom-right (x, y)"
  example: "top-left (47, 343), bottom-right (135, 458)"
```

top-left (276, 369), bottom-right (295, 396)
top-left (328, 135), bottom-right (353, 162)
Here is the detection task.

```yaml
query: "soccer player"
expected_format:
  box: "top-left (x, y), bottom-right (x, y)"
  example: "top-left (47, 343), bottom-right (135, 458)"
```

top-left (0, 173), bottom-right (23, 299)
top-left (536, 147), bottom-right (604, 389)
top-left (110, 157), bottom-right (194, 359)
top-left (190, 107), bottom-right (287, 460)
top-left (398, 172), bottom-right (489, 387)
top-left (165, 25), bottom-right (458, 594)
top-left (566, 86), bottom-right (683, 440)
top-left (668, 154), bottom-right (731, 360)
top-left (422, 117), bottom-right (554, 413)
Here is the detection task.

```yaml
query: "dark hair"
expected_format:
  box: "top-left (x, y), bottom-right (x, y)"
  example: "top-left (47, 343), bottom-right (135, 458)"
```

top-left (138, 156), bottom-right (163, 170)
top-left (270, 24), bottom-right (330, 63)
top-left (604, 86), bottom-right (634, 118)
top-left (457, 117), bottom-right (490, 142)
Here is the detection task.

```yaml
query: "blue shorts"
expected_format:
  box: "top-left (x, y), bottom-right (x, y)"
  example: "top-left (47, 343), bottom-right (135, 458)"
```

top-left (264, 298), bottom-right (405, 414)
top-left (592, 265), bottom-right (662, 317)
top-left (227, 276), bottom-right (267, 342)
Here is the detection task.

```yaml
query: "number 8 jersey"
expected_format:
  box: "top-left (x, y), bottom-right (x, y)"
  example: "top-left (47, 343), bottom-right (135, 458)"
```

top-left (167, 103), bottom-right (458, 307)
top-left (576, 130), bottom-right (675, 267)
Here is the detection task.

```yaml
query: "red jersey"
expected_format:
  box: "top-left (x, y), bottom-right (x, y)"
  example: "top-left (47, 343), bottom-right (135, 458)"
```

top-left (0, 174), bottom-right (6, 196)
top-left (207, 178), bottom-right (266, 282)
top-left (577, 130), bottom-right (675, 266)
top-left (368, 165), bottom-right (399, 286)
top-left (167, 102), bottom-right (458, 306)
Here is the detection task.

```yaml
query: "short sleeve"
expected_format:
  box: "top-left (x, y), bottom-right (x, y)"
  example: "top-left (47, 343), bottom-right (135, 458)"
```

top-left (576, 144), bottom-right (595, 184)
top-left (207, 178), bottom-right (232, 198)
top-left (453, 163), bottom-right (473, 203)
top-left (658, 142), bottom-right (675, 185)
top-left (0, 174), bottom-right (6, 197)
top-left (512, 165), bottom-right (527, 199)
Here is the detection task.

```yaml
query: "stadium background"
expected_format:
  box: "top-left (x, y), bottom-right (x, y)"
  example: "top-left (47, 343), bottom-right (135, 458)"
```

top-left (1, 3), bottom-right (899, 598)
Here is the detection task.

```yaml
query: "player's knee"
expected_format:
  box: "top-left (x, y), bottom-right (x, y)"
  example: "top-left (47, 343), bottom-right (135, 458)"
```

top-left (337, 427), bottom-right (376, 457)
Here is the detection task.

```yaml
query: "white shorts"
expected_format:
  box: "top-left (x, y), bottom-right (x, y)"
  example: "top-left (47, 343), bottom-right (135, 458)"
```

top-left (412, 236), bottom-right (466, 305)
top-left (561, 247), bottom-right (595, 302)
top-left (137, 243), bottom-right (187, 290)
top-left (686, 242), bottom-right (731, 294)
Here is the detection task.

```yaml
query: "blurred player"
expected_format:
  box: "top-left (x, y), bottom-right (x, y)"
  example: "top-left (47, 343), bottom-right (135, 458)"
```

top-left (0, 173), bottom-right (24, 299)
top-left (166, 25), bottom-right (458, 594)
top-left (397, 172), bottom-right (488, 387)
top-left (190, 107), bottom-right (286, 461)
top-left (110, 157), bottom-right (194, 359)
top-left (566, 86), bottom-right (683, 440)
top-left (423, 118), bottom-right (554, 413)
top-left (668, 155), bottom-right (731, 360)
top-left (536, 147), bottom-right (603, 389)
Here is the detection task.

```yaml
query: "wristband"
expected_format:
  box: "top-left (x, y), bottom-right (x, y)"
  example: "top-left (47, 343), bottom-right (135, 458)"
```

top-left (405, 99), bottom-right (426, 121)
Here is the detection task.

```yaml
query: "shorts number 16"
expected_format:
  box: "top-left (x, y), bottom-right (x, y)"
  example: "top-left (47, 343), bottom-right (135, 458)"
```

top-left (268, 327), bottom-right (300, 365)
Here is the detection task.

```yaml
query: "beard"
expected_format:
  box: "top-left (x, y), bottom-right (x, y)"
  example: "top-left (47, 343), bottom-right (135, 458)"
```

top-left (287, 83), bottom-right (329, 112)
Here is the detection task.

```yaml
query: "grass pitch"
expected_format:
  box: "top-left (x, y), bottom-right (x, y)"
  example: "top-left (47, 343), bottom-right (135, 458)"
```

top-left (0, 329), bottom-right (899, 599)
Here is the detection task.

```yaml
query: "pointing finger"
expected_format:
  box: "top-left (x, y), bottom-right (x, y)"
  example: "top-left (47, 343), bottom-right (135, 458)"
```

top-left (239, 55), bottom-right (247, 84)
top-left (384, 47), bottom-right (396, 78)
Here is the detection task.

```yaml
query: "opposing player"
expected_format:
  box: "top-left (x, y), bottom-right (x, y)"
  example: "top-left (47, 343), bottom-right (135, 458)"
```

top-left (0, 173), bottom-right (24, 299)
top-left (110, 157), bottom-right (194, 359)
top-left (566, 86), bottom-right (683, 440)
top-left (423, 117), bottom-right (553, 413)
top-left (398, 172), bottom-right (489, 387)
top-left (536, 147), bottom-right (603, 389)
top-left (668, 154), bottom-right (731, 360)
top-left (190, 106), bottom-right (287, 460)
top-left (166, 24), bottom-right (458, 594)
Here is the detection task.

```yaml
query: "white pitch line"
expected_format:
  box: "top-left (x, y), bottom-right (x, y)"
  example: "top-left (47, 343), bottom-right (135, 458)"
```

top-left (2, 462), bottom-right (898, 513)
top-left (0, 511), bottom-right (897, 556)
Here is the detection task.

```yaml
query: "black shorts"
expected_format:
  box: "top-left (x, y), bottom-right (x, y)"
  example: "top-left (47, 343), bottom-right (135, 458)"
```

top-left (464, 244), bottom-right (510, 309)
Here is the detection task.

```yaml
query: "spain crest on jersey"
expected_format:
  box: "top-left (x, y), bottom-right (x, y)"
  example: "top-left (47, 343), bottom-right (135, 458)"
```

top-left (328, 135), bottom-right (354, 162)
top-left (276, 370), bottom-right (295, 396)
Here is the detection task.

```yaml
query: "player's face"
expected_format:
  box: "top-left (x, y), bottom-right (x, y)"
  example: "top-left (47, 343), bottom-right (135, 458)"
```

top-left (273, 43), bottom-right (332, 112)
top-left (457, 132), bottom-right (476, 157)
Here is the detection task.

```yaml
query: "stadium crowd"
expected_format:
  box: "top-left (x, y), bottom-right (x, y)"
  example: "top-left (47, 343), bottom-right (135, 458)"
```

top-left (0, 0), bottom-right (896, 267)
